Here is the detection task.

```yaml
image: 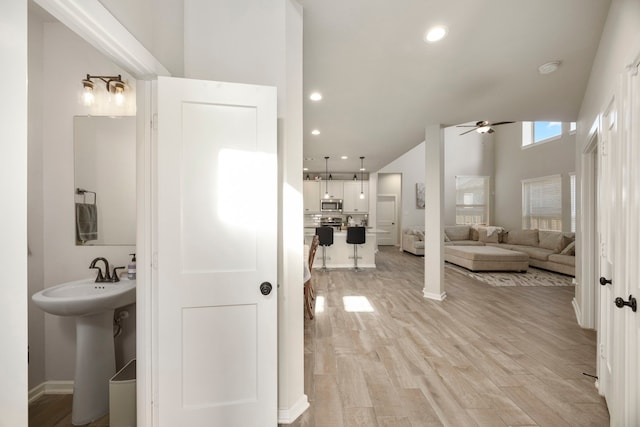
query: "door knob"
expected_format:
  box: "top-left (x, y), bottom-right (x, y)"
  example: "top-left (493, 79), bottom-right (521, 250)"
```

top-left (614, 295), bottom-right (637, 312)
top-left (599, 276), bottom-right (612, 286)
top-left (260, 282), bottom-right (273, 296)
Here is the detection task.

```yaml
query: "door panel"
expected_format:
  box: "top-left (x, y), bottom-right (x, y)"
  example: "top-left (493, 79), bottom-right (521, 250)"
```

top-left (155, 76), bottom-right (277, 426)
top-left (376, 195), bottom-right (397, 246)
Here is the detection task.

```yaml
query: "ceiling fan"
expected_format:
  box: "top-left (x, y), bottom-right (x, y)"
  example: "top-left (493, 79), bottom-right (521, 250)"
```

top-left (457, 120), bottom-right (515, 135)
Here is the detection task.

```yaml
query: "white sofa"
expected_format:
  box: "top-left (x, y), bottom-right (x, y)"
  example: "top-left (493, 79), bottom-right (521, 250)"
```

top-left (402, 224), bottom-right (576, 276)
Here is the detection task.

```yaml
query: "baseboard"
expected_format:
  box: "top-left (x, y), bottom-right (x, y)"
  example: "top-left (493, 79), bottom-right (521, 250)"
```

top-left (572, 297), bottom-right (583, 328)
top-left (29, 380), bottom-right (74, 403)
top-left (278, 394), bottom-right (309, 424)
top-left (423, 291), bottom-right (447, 301)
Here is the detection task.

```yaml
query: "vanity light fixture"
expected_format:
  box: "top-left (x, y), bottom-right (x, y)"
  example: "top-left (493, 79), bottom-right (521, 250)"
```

top-left (81, 74), bottom-right (126, 106)
top-left (324, 156), bottom-right (330, 199)
top-left (359, 156), bottom-right (366, 199)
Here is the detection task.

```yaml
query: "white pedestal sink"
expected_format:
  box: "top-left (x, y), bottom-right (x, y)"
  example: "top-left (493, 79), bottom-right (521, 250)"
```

top-left (32, 278), bottom-right (136, 425)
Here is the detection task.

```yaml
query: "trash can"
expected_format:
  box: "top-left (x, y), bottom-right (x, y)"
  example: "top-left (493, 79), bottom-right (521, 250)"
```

top-left (110, 359), bottom-right (136, 427)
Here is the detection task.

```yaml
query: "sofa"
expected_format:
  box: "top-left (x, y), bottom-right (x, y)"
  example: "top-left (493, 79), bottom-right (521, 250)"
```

top-left (402, 224), bottom-right (576, 276)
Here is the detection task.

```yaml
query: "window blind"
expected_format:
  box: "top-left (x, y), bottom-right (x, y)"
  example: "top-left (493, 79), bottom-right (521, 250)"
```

top-left (522, 175), bottom-right (562, 231)
top-left (456, 176), bottom-right (489, 225)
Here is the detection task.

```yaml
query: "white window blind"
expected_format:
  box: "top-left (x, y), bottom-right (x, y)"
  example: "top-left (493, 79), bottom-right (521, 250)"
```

top-left (522, 175), bottom-right (562, 231)
top-left (456, 176), bottom-right (489, 225)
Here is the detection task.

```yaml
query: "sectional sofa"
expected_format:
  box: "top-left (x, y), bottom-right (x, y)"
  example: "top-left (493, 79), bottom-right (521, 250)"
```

top-left (402, 225), bottom-right (576, 276)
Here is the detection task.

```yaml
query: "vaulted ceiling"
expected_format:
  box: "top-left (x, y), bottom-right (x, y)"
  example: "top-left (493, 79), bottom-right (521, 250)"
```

top-left (302, 0), bottom-right (611, 173)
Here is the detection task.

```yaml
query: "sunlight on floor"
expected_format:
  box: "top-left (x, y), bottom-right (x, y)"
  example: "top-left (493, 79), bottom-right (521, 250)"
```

top-left (315, 296), bottom-right (325, 313)
top-left (343, 296), bottom-right (374, 312)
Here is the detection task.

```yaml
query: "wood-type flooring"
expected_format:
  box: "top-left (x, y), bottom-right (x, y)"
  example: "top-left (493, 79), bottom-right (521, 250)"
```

top-left (286, 246), bottom-right (608, 427)
top-left (29, 246), bottom-right (608, 426)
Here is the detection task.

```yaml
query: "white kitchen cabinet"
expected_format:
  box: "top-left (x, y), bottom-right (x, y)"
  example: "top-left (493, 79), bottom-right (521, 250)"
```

top-left (343, 180), bottom-right (369, 212)
top-left (319, 180), bottom-right (344, 200)
top-left (303, 180), bottom-right (321, 212)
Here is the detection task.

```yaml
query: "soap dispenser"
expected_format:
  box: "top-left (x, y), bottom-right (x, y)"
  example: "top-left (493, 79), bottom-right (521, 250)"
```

top-left (128, 253), bottom-right (137, 280)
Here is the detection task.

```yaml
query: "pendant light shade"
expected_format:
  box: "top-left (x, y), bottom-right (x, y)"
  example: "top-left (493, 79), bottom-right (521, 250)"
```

top-left (324, 156), bottom-right (330, 199)
top-left (359, 156), bottom-right (366, 199)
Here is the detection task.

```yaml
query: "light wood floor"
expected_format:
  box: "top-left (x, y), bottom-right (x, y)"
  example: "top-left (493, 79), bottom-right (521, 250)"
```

top-left (30, 247), bottom-right (608, 426)
top-left (286, 246), bottom-right (609, 427)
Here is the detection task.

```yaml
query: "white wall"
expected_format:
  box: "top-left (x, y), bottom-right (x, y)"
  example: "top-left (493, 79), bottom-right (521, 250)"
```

top-left (443, 125), bottom-right (494, 225)
top-left (1, 0), bottom-right (28, 424)
top-left (378, 142), bottom-right (426, 229)
top-left (377, 125), bottom-right (492, 229)
top-left (32, 21), bottom-right (137, 383)
top-left (493, 122), bottom-right (576, 231)
top-left (99, 0), bottom-right (184, 76)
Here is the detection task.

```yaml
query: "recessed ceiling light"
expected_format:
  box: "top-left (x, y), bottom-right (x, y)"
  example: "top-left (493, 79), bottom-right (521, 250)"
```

top-left (538, 60), bottom-right (561, 74)
top-left (341, 156), bottom-right (348, 160)
top-left (424, 25), bottom-right (448, 43)
top-left (311, 129), bottom-right (320, 135)
top-left (303, 167), bottom-right (309, 171)
top-left (309, 92), bottom-right (322, 101)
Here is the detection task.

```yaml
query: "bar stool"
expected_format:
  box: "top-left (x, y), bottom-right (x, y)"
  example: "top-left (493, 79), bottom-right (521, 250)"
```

top-left (346, 226), bottom-right (366, 271)
top-left (315, 226), bottom-right (334, 271)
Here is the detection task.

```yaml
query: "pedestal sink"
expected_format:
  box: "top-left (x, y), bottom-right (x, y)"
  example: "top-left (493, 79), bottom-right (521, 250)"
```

top-left (32, 278), bottom-right (136, 425)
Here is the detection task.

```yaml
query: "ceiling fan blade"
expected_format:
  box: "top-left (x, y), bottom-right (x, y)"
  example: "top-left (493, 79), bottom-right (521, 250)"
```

top-left (459, 128), bottom-right (478, 135)
top-left (490, 121), bottom-right (515, 126)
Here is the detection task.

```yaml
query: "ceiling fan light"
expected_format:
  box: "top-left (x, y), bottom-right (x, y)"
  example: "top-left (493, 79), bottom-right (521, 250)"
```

top-left (477, 125), bottom-right (492, 134)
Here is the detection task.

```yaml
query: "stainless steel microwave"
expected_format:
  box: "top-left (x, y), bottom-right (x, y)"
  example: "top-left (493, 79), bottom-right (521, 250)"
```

top-left (320, 199), bottom-right (343, 212)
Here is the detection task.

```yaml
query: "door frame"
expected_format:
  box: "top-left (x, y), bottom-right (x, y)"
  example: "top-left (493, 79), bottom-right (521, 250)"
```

top-left (575, 119), bottom-right (600, 330)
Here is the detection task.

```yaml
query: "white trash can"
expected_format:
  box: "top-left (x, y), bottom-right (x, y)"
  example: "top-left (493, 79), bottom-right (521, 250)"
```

top-left (109, 359), bottom-right (136, 427)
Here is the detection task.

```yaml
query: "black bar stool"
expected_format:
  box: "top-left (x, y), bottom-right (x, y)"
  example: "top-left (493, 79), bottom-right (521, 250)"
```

top-left (315, 226), bottom-right (334, 270)
top-left (346, 226), bottom-right (366, 271)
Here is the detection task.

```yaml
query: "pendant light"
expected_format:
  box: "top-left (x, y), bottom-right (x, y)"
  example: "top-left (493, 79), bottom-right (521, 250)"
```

top-left (359, 156), bottom-right (366, 199)
top-left (324, 156), bottom-right (330, 199)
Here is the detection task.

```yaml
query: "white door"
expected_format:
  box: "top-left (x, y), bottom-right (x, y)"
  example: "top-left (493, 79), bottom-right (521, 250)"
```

top-left (597, 59), bottom-right (640, 425)
top-left (154, 76), bottom-right (278, 426)
top-left (376, 195), bottom-right (397, 246)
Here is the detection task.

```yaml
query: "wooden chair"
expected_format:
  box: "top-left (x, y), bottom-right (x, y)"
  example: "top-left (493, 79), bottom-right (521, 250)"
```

top-left (305, 235), bottom-right (319, 319)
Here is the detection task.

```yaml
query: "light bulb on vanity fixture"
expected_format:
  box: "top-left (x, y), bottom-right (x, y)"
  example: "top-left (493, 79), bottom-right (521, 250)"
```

top-left (359, 156), bottom-right (366, 199)
top-left (81, 74), bottom-right (126, 107)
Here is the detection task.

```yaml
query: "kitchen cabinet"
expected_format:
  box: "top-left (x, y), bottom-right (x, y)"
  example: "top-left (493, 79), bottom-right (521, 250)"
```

top-left (303, 180), bottom-right (320, 212)
top-left (319, 180), bottom-right (344, 200)
top-left (343, 181), bottom-right (369, 212)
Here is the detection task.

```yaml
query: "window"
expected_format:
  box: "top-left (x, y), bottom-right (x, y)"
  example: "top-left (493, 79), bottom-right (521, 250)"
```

top-left (570, 173), bottom-right (576, 232)
top-left (522, 121), bottom-right (563, 147)
top-left (456, 176), bottom-right (489, 225)
top-left (569, 122), bottom-right (577, 134)
top-left (522, 175), bottom-right (562, 231)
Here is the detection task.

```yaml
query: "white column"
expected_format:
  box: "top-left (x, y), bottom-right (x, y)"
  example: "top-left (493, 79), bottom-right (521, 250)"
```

top-left (0, 0), bottom-right (28, 424)
top-left (423, 124), bottom-right (446, 300)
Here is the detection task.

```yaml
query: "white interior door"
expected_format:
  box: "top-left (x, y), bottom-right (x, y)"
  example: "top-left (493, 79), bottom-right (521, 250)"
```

top-left (154, 76), bottom-right (278, 426)
top-left (376, 195), bottom-right (397, 246)
top-left (598, 59), bottom-right (640, 425)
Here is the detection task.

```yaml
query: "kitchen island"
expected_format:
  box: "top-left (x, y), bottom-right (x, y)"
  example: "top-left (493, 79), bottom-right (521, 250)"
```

top-left (304, 228), bottom-right (387, 269)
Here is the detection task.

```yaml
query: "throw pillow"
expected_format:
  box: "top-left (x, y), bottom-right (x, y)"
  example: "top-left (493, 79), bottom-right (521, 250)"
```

top-left (444, 225), bottom-right (471, 241)
top-left (470, 227), bottom-right (480, 241)
top-left (444, 234), bottom-right (450, 242)
top-left (479, 228), bottom-right (499, 243)
top-left (538, 230), bottom-right (564, 252)
top-left (506, 229), bottom-right (539, 246)
top-left (560, 240), bottom-right (575, 255)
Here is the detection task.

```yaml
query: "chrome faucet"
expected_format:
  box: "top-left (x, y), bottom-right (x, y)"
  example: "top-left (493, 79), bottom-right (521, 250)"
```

top-left (89, 257), bottom-right (124, 283)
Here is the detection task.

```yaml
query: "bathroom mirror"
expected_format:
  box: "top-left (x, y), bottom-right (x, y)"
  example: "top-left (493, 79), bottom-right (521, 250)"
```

top-left (74, 116), bottom-right (136, 245)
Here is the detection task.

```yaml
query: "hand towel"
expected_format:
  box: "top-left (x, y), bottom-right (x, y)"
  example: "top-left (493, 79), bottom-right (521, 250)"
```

top-left (76, 203), bottom-right (98, 242)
